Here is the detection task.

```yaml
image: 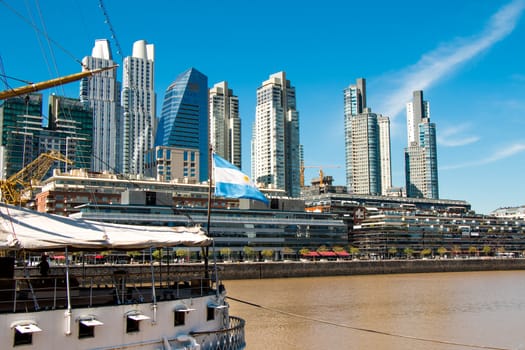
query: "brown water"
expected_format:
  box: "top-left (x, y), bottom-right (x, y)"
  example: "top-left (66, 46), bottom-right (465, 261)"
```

top-left (226, 271), bottom-right (525, 350)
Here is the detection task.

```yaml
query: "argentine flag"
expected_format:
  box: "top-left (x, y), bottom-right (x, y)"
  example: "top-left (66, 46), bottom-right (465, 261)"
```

top-left (213, 153), bottom-right (269, 205)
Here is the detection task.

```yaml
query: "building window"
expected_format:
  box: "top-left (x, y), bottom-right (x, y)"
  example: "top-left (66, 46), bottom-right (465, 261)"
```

top-left (78, 319), bottom-right (103, 339)
top-left (174, 311), bottom-right (186, 326)
top-left (79, 322), bottom-right (95, 338)
top-left (126, 314), bottom-right (149, 333)
top-left (207, 306), bottom-right (215, 321)
top-left (13, 324), bottom-right (40, 347)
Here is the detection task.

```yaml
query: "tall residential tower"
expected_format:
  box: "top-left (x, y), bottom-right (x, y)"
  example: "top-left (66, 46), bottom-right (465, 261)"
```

top-left (121, 40), bottom-right (156, 176)
top-left (405, 90), bottom-right (439, 199)
top-left (252, 71), bottom-right (301, 198)
top-left (344, 78), bottom-right (391, 195)
top-left (209, 81), bottom-right (241, 168)
top-left (80, 39), bottom-right (121, 173)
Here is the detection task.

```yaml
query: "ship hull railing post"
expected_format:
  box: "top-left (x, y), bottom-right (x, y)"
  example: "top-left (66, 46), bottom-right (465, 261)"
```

top-left (149, 246), bottom-right (157, 324)
top-left (65, 246), bottom-right (72, 335)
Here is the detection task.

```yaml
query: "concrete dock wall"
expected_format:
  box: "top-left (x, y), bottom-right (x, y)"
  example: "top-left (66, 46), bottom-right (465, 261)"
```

top-left (17, 258), bottom-right (525, 281)
top-left (219, 258), bottom-right (525, 280)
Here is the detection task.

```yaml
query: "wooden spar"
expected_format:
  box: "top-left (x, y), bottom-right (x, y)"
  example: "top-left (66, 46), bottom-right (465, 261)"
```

top-left (0, 65), bottom-right (118, 100)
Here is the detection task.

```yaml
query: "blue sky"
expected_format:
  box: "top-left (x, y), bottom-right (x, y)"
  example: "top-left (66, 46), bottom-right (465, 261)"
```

top-left (1, 0), bottom-right (524, 214)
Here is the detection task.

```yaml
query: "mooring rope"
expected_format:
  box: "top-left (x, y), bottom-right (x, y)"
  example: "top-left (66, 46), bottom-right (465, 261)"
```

top-left (227, 296), bottom-right (512, 350)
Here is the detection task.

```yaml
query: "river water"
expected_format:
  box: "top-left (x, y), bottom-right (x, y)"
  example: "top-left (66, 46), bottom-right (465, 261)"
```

top-left (225, 271), bottom-right (525, 350)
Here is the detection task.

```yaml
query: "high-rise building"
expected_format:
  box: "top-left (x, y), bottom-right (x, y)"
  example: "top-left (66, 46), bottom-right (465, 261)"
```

top-left (209, 81), bottom-right (241, 168)
top-left (0, 94), bottom-right (43, 179)
top-left (46, 95), bottom-right (93, 170)
top-left (251, 71), bottom-right (301, 198)
top-left (378, 115), bottom-right (392, 195)
top-left (0, 94), bottom-right (93, 179)
top-left (405, 90), bottom-right (439, 199)
top-left (347, 108), bottom-right (381, 195)
top-left (344, 78), bottom-right (365, 189)
top-left (80, 39), bottom-right (121, 173)
top-left (121, 40), bottom-right (156, 176)
top-left (155, 68), bottom-right (208, 182)
top-left (344, 78), bottom-right (391, 195)
top-left (406, 90), bottom-right (430, 145)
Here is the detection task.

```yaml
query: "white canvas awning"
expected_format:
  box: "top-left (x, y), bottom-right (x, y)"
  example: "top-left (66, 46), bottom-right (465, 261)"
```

top-left (0, 205), bottom-right (211, 251)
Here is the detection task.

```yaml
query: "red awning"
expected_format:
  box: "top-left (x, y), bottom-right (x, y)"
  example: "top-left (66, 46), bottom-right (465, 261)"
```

top-left (335, 251), bottom-right (350, 256)
top-left (318, 251), bottom-right (337, 257)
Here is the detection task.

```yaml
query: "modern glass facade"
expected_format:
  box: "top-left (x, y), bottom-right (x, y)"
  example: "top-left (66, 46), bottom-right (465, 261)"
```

top-left (47, 95), bottom-right (93, 170)
top-left (72, 203), bottom-right (348, 255)
top-left (156, 68), bottom-right (208, 182)
top-left (405, 90), bottom-right (439, 199)
top-left (344, 78), bottom-right (391, 196)
top-left (0, 94), bottom-right (43, 179)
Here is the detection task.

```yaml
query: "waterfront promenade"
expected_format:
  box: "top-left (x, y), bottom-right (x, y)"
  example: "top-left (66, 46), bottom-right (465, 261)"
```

top-left (16, 257), bottom-right (525, 281)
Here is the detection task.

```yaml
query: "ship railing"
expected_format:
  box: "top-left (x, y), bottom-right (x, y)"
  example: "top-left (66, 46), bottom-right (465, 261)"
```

top-left (2, 273), bottom-right (215, 313)
top-left (191, 316), bottom-right (246, 350)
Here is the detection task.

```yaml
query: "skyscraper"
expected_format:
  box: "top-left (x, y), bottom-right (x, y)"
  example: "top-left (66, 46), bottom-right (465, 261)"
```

top-left (47, 95), bottom-right (93, 171)
top-left (80, 39), bottom-right (121, 173)
top-left (252, 71), bottom-right (301, 197)
top-left (0, 94), bottom-right (43, 179)
top-left (344, 78), bottom-right (391, 195)
top-left (344, 78), bottom-right (365, 190)
top-left (121, 40), bottom-right (156, 176)
top-left (405, 90), bottom-right (439, 199)
top-left (378, 115), bottom-right (392, 195)
top-left (209, 81), bottom-right (241, 168)
top-left (155, 68), bottom-right (208, 182)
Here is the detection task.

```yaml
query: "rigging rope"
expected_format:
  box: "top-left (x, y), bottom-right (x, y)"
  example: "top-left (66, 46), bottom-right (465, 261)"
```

top-left (0, 0), bottom-right (86, 69)
top-left (227, 296), bottom-right (512, 350)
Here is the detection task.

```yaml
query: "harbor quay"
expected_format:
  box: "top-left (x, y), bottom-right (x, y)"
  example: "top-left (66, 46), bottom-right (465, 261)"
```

top-left (16, 258), bottom-right (525, 281)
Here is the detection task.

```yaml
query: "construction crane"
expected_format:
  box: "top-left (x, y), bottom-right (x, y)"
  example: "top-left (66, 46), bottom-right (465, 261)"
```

top-left (0, 65), bottom-right (117, 100)
top-left (0, 150), bottom-right (72, 205)
top-left (300, 164), bottom-right (341, 188)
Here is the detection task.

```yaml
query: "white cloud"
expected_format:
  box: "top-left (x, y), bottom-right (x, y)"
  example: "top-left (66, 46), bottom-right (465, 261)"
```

top-left (441, 142), bottom-right (525, 170)
top-left (376, 0), bottom-right (525, 120)
top-left (437, 124), bottom-right (480, 147)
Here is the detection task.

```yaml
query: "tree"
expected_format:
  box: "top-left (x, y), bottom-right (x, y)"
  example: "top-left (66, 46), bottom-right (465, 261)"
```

top-left (403, 247), bottom-right (414, 259)
top-left (299, 248), bottom-right (310, 256)
top-left (176, 248), bottom-right (188, 262)
top-left (420, 248), bottom-right (432, 258)
top-left (282, 247), bottom-right (296, 260)
top-left (388, 247), bottom-right (398, 259)
top-left (482, 245), bottom-right (492, 256)
top-left (261, 249), bottom-right (274, 261)
top-left (243, 246), bottom-right (255, 261)
top-left (317, 245), bottom-right (328, 253)
top-left (220, 247), bottom-right (231, 261)
top-left (468, 246), bottom-right (478, 257)
top-left (152, 249), bottom-right (162, 261)
top-left (349, 247), bottom-right (360, 259)
top-left (437, 247), bottom-right (448, 258)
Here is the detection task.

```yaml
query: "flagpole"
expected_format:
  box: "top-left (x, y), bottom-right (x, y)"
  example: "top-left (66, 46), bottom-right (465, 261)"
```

top-left (204, 145), bottom-right (214, 280)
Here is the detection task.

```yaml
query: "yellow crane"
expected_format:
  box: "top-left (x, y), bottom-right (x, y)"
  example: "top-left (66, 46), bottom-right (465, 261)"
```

top-left (300, 164), bottom-right (341, 188)
top-left (0, 66), bottom-right (116, 204)
top-left (0, 150), bottom-right (72, 205)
